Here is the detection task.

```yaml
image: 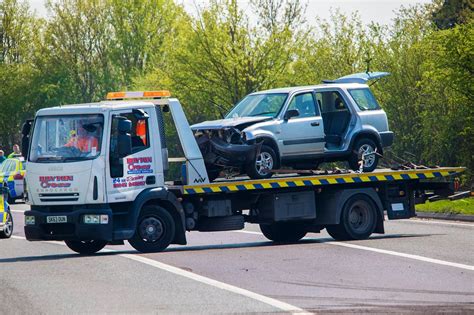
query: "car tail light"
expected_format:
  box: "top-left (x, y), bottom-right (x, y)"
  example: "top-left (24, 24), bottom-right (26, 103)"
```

top-left (13, 174), bottom-right (24, 180)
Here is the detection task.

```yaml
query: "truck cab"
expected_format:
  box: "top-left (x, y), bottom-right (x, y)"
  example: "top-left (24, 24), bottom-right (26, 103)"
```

top-left (24, 92), bottom-right (209, 253)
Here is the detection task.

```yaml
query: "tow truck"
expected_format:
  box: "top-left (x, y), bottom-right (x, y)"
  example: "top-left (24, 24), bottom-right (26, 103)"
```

top-left (22, 91), bottom-right (465, 254)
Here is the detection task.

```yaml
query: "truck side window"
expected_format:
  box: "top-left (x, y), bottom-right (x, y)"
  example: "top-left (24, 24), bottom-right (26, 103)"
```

top-left (122, 113), bottom-right (149, 153)
top-left (109, 112), bottom-right (150, 178)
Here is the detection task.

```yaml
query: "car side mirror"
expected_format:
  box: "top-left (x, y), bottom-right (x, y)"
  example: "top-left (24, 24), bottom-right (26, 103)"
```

top-left (284, 109), bottom-right (300, 120)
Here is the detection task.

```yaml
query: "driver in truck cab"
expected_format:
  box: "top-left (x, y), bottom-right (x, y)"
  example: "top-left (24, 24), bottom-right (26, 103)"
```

top-left (65, 121), bottom-right (99, 153)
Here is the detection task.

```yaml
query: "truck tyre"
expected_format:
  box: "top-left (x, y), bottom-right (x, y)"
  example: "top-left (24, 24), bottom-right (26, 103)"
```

top-left (247, 145), bottom-right (278, 179)
top-left (260, 222), bottom-right (307, 242)
top-left (349, 138), bottom-right (379, 172)
top-left (0, 211), bottom-right (13, 239)
top-left (129, 205), bottom-right (175, 253)
top-left (65, 240), bottom-right (107, 255)
top-left (326, 194), bottom-right (377, 241)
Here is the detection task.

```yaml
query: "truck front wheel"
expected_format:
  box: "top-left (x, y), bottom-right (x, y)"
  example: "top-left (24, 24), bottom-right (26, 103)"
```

top-left (326, 194), bottom-right (377, 241)
top-left (65, 240), bottom-right (107, 255)
top-left (260, 222), bottom-right (306, 242)
top-left (129, 205), bottom-right (175, 253)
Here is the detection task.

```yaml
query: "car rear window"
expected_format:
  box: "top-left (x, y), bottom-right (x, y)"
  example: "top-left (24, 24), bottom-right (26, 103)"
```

top-left (348, 88), bottom-right (380, 111)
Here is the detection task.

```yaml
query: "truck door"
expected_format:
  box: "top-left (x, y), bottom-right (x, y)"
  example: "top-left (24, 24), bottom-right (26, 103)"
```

top-left (106, 108), bottom-right (163, 203)
top-left (279, 92), bottom-right (325, 156)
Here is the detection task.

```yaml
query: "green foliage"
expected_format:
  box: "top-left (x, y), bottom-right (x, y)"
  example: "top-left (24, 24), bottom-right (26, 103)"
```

top-left (431, 0), bottom-right (474, 29)
top-left (0, 0), bottom-right (472, 183)
top-left (416, 197), bottom-right (474, 215)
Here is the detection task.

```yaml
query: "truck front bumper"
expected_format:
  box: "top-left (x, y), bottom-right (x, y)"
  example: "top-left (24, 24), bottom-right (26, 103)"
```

top-left (24, 206), bottom-right (113, 241)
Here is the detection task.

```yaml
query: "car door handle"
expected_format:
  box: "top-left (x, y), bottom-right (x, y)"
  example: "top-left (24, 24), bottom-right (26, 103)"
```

top-left (311, 122), bottom-right (320, 126)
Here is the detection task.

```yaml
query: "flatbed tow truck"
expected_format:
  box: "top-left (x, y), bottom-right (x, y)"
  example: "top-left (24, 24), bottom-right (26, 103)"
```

top-left (21, 91), bottom-right (465, 254)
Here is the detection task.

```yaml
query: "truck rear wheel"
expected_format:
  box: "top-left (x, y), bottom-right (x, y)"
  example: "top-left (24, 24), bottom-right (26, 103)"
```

top-left (326, 194), bottom-right (377, 241)
top-left (65, 240), bottom-right (107, 255)
top-left (129, 205), bottom-right (175, 253)
top-left (260, 222), bottom-right (306, 242)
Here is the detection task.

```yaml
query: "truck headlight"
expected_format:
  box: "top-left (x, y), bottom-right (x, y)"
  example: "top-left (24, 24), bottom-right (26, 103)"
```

top-left (25, 216), bottom-right (35, 225)
top-left (83, 214), bottom-right (109, 224)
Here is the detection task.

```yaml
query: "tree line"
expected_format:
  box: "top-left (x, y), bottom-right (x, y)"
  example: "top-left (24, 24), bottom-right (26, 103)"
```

top-left (0, 0), bottom-right (472, 184)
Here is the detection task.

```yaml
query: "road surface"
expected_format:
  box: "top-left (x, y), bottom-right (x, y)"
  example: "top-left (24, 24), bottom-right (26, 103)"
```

top-left (1, 203), bottom-right (473, 314)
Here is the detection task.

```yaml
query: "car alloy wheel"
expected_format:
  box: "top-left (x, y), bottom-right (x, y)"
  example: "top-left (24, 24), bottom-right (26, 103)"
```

top-left (255, 151), bottom-right (274, 176)
top-left (358, 144), bottom-right (376, 168)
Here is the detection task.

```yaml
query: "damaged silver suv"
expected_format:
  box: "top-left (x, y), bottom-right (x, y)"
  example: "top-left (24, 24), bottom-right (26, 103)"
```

top-left (191, 72), bottom-right (394, 180)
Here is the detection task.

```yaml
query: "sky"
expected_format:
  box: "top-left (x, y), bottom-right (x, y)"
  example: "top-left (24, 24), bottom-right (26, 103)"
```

top-left (28, 0), bottom-right (432, 26)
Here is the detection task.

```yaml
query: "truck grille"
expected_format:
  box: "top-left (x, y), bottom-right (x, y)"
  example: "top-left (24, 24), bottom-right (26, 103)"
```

top-left (39, 193), bottom-right (79, 202)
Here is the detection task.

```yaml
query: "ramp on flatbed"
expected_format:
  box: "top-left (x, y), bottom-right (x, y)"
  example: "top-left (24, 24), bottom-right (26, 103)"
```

top-left (177, 167), bottom-right (465, 195)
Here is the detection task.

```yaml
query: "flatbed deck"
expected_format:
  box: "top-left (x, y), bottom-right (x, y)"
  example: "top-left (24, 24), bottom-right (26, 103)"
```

top-left (176, 167), bottom-right (465, 195)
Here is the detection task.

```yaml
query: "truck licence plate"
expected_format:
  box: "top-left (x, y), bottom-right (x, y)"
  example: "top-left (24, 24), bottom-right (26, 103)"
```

top-left (46, 216), bottom-right (67, 224)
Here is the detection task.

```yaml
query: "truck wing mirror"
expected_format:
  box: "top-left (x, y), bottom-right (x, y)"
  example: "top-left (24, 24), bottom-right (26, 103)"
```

top-left (284, 109), bottom-right (299, 120)
top-left (117, 118), bottom-right (132, 133)
top-left (21, 119), bottom-right (33, 159)
top-left (117, 118), bottom-right (132, 158)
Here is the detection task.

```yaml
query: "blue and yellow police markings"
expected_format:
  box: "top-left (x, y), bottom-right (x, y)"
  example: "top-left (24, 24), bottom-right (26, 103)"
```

top-left (182, 167), bottom-right (466, 195)
top-left (0, 193), bottom-right (6, 224)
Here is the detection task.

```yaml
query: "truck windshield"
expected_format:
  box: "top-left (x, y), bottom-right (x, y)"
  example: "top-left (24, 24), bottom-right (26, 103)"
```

top-left (29, 114), bottom-right (104, 163)
top-left (226, 93), bottom-right (288, 118)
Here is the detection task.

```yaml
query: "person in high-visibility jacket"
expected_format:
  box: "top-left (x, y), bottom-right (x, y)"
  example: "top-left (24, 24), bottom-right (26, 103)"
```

top-left (136, 119), bottom-right (147, 146)
top-left (65, 126), bottom-right (98, 153)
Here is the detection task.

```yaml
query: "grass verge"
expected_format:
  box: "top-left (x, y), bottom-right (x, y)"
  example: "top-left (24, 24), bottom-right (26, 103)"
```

top-left (416, 197), bottom-right (474, 215)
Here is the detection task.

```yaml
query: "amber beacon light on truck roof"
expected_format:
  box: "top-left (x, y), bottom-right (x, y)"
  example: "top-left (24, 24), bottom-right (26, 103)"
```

top-left (106, 90), bottom-right (171, 100)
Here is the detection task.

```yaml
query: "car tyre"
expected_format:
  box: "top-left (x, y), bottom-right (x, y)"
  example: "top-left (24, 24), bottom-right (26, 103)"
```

top-left (349, 138), bottom-right (379, 172)
top-left (0, 211), bottom-right (13, 239)
top-left (326, 194), bottom-right (377, 241)
top-left (65, 240), bottom-right (108, 255)
top-left (129, 205), bottom-right (175, 253)
top-left (260, 222), bottom-right (307, 242)
top-left (247, 145), bottom-right (278, 179)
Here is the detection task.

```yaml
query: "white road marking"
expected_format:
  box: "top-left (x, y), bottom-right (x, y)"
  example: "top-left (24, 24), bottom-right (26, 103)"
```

top-left (235, 231), bottom-right (474, 271)
top-left (123, 254), bottom-right (311, 314)
top-left (406, 218), bottom-right (474, 227)
top-left (10, 235), bottom-right (310, 314)
top-left (327, 241), bottom-right (474, 271)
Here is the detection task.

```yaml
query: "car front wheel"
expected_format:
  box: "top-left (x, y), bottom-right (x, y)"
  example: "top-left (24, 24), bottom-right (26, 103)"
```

top-left (247, 145), bottom-right (278, 179)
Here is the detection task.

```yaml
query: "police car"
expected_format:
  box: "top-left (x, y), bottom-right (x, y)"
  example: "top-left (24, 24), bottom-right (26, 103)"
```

top-left (0, 186), bottom-right (12, 238)
top-left (0, 157), bottom-right (26, 203)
